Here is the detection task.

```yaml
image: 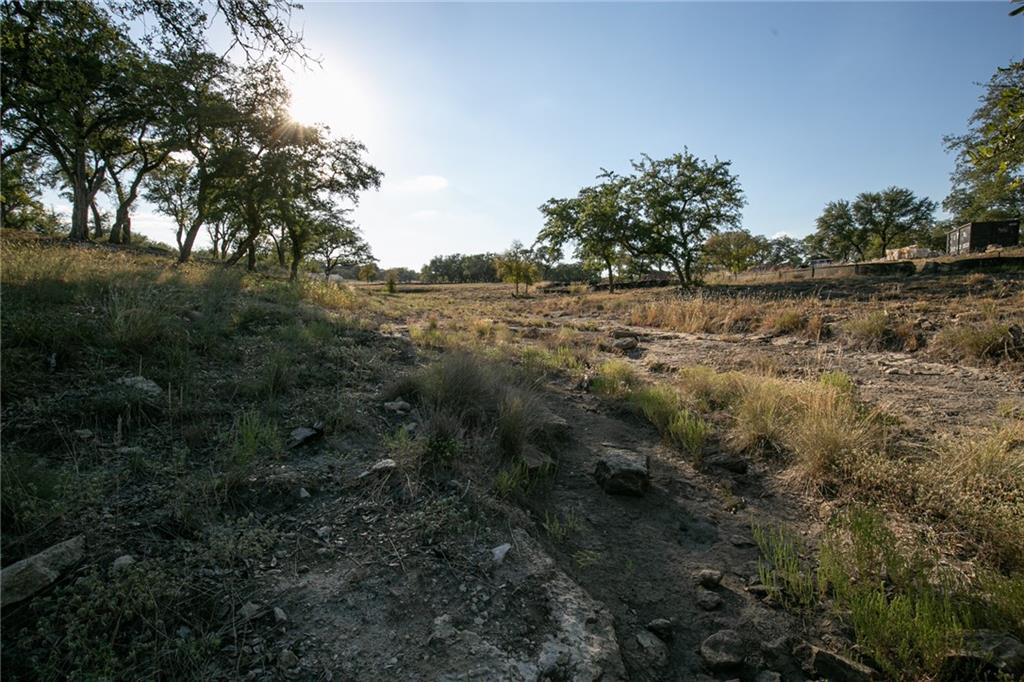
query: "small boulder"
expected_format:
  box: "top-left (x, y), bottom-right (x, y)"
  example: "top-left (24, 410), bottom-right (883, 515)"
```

top-left (384, 399), bottom-right (411, 414)
top-left (295, 487), bottom-right (311, 499)
top-left (273, 607), bottom-right (288, 623)
top-left (287, 422), bottom-right (324, 449)
top-left (116, 375), bottom-right (162, 397)
top-left (613, 337), bottom-right (639, 352)
top-left (238, 601), bottom-right (262, 620)
top-left (636, 630), bottom-right (669, 668)
top-left (754, 672), bottom-right (782, 682)
top-left (1, 534), bottom-right (85, 607)
top-left (611, 329), bottom-right (638, 339)
top-left (521, 446), bottom-right (555, 475)
top-left (111, 554), bottom-right (136, 575)
top-left (491, 543), bottom-right (512, 564)
top-left (277, 649), bottom-right (300, 669)
top-left (593, 447), bottom-right (650, 496)
top-left (940, 630), bottom-right (1024, 680)
top-left (704, 451), bottom-right (748, 474)
top-left (696, 568), bottom-right (723, 587)
top-left (646, 618), bottom-right (674, 641)
top-left (798, 643), bottom-right (876, 682)
top-left (696, 589), bottom-right (722, 611)
top-left (700, 629), bottom-right (745, 670)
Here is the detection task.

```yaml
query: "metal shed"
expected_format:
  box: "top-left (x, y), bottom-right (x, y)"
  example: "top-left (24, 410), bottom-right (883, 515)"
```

top-left (946, 220), bottom-right (1021, 255)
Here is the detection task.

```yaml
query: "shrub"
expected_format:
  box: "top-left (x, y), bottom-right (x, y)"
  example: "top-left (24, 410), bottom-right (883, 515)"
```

top-left (764, 308), bottom-right (806, 335)
top-left (842, 311), bottom-right (891, 349)
top-left (784, 390), bottom-right (881, 485)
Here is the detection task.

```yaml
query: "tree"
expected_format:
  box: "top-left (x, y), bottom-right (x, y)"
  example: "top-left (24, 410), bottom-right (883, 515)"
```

top-left (809, 189), bottom-right (935, 262)
top-left (703, 229), bottom-right (769, 273)
top-left (145, 160), bottom-right (196, 252)
top-left (763, 235), bottom-right (806, 268)
top-left (944, 60), bottom-right (1024, 224)
top-left (627, 151), bottom-right (745, 285)
top-left (494, 240), bottom-right (539, 296)
top-left (358, 263), bottom-right (380, 282)
top-left (852, 187), bottom-right (935, 256)
top-left (537, 178), bottom-right (633, 292)
top-left (311, 211), bottom-right (374, 281)
top-left (1, 1), bottom-right (147, 240)
top-left (806, 200), bottom-right (867, 262)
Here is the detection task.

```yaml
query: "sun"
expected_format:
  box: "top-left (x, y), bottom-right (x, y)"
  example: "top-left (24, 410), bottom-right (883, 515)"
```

top-left (286, 58), bottom-right (379, 139)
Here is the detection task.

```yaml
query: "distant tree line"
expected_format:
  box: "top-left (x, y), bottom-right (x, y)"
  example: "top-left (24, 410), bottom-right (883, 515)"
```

top-left (0, 0), bottom-right (381, 281)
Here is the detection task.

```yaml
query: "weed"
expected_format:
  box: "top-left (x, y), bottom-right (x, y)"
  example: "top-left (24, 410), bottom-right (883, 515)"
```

top-left (819, 369), bottom-right (855, 394)
top-left (494, 461), bottom-right (529, 497)
top-left (842, 311), bottom-right (892, 350)
top-left (572, 549), bottom-right (601, 568)
top-left (590, 359), bottom-right (640, 398)
top-left (629, 384), bottom-right (682, 432)
top-left (496, 388), bottom-right (543, 459)
top-left (667, 410), bottom-right (710, 456)
top-left (542, 509), bottom-right (583, 542)
top-left (933, 322), bottom-right (1022, 363)
top-left (752, 521), bottom-right (816, 609)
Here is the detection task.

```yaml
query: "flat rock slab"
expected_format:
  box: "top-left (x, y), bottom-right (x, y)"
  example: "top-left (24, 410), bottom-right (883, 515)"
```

top-left (594, 447), bottom-right (650, 496)
top-left (700, 629), bottom-right (745, 671)
top-left (1, 535), bottom-right (85, 607)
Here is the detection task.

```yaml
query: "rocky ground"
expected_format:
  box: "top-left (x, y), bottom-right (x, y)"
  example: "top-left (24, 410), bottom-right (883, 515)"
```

top-left (3, 245), bottom-right (1022, 681)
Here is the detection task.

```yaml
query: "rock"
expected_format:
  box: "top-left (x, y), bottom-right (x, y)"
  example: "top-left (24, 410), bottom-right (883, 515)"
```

top-left (238, 601), bottom-right (262, 620)
top-left (940, 630), bottom-right (1024, 680)
top-left (295, 487), bottom-right (311, 499)
top-left (696, 568), bottom-right (723, 587)
top-left (636, 630), bottom-right (669, 668)
top-left (730, 535), bottom-right (756, 548)
top-left (521, 446), bottom-right (555, 475)
top-left (287, 422), bottom-right (324, 449)
top-left (798, 643), bottom-right (876, 682)
top-left (613, 337), bottom-right (638, 351)
top-left (536, 408), bottom-right (571, 442)
top-left (611, 329), bottom-right (637, 339)
top-left (358, 458), bottom-right (398, 480)
top-left (491, 543), bottom-right (512, 564)
top-left (429, 614), bottom-right (458, 646)
top-left (277, 649), bottom-right (299, 669)
top-left (73, 429), bottom-right (93, 440)
top-left (116, 375), bottom-right (162, 396)
top-left (384, 399), bottom-right (411, 414)
top-left (754, 672), bottom-right (781, 682)
top-left (746, 583), bottom-right (770, 598)
top-left (696, 589), bottom-right (722, 611)
top-left (593, 447), bottom-right (650, 496)
top-left (700, 629), bottom-right (745, 670)
top-left (111, 554), bottom-right (136, 574)
top-left (1, 534), bottom-right (85, 607)
top-left (273, 607), bottom-right (288, 623)
top-left (645, 618), bottom-right (673, 641)
top-left (704, 451), bottom-right (748, 474)
top-left (315, 526), bottom-right (331, 541)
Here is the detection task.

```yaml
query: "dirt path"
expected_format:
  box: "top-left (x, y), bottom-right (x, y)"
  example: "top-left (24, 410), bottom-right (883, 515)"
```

top-left (528, 385), bottom-right (812, 681)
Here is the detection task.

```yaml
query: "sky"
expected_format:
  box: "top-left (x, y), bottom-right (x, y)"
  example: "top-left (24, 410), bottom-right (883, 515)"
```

top-left (115, 2), bottom-right (1023, 269)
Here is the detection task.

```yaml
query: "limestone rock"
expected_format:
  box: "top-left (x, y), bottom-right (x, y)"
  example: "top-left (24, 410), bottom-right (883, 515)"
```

top-left (111, 554), bottom-right (136, 574)
top-left (594, 447), bottom-right (650, 496)
top-left (700, 629), bottom-right (745, 671)
top-left (646, 618), bottom-right (673, 641)
top-left (798, 643), bottom-right (876, 682)
top-left (696, 588), bottom-right (722, 611)
top-left (612, 337), bottom-right (638, 351)
top-left (696, 568), bottom-right (723, 587)
top-left (636, 630), bottom-right (669, 668)
top-left (940, 630), bottom-right (1024, 680)
top-left (1, 535), bottom-right (85, 607)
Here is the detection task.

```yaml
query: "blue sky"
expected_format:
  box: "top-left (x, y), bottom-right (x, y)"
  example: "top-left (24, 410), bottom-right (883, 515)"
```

top-left (136, 2), bottom-right (1022, 268)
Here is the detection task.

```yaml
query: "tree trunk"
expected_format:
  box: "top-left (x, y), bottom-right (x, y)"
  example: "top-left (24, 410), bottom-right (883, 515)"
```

top-left (247, 243), bottom-right (256, 271)
top-left (605, 258), bottom-right (615, 293)
top-left (90, 200), bottom-right (104, 238)
top-left (69, 150), bottom-right (90, 241)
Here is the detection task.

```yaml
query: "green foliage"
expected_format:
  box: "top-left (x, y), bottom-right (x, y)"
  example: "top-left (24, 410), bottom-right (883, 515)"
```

top-left (589, 359), bottom-right (641, 398)
top-left (809, 188), bottom-right (936, 262)
top-left (494, 240), bottom-right (541, 295)
top-left (944, 60), bottom-right (1024, 223)
top-left (667, 410), bottom-right (710, 456)
top-left (819, 370), bottom-right (856, 394)
top-left (752, 522), bottom-right (817, 609)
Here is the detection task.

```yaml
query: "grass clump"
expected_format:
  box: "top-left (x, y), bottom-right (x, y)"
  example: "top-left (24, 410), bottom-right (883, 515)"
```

top-left (752, 522), bottom-right (816, 609)
top-left (667, 410), bottom-right (710, 456)
top-left (818, 508), bottom-right (968, 681)
top-left (932, 321), bottom-right (1022, 363)
top-left (590, 359), bottom-right (641, 398)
